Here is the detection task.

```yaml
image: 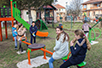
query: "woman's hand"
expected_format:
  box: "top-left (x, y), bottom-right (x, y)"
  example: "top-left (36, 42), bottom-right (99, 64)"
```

top-left (70, 41), bottom-right (74, 46)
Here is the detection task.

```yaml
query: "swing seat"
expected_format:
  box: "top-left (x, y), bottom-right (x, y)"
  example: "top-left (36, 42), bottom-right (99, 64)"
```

top-left (62, 55), bottom-right (68, 60)
top-left (62, 52), bottom-right (87, 68)
top-left (22, 39), bottom-right (25, 41)
top-left (77, 61), bottom-right (86, 68)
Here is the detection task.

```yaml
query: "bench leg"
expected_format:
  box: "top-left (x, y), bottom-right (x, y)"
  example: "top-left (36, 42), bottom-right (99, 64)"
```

top-left (28, 50), bottom-right (31, 65)
top-left (43, 47), bottom-right (47, 59)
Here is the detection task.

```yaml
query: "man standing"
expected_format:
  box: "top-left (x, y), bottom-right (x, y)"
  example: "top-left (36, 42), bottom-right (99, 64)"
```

top-left (29, 21), bottom-right (37, 44)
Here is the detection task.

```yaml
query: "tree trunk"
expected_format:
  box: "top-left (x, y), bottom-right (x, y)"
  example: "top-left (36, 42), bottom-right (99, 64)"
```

top-left (99, 21), bottom-right (102, 28)
top-left (28, 7), bottom-right (32, 25)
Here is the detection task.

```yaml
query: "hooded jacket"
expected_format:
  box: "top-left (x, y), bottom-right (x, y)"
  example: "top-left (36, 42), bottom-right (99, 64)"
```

top-left (29, 25), bottom-right (37, 35)
top-left (17, 26), bottom-right (26, 41)
top-left (52, 33), bottom-right (69, 60)
top-left (12, 27), bottom-right (18, 37)
top-left (69, 38), bottom-right (87, 65)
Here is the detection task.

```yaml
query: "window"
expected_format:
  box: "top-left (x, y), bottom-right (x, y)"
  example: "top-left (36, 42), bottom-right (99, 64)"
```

top-left (84, 5), bottom-right (87, 8)
top-left (93, 11), bottom-right (95, 16)
top-left (89, 12), bottom-right (90, 16)
top-left (62, 9), bottom-right (63, 11)
top-left (59, 9), bottom-right (61, 11)
top-left (97, 4), bottom-right (100, 7)
top-left (55, 0), bottom-right (57, 2)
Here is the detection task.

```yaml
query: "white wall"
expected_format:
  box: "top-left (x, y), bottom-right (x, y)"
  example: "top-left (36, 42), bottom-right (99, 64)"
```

top-left (56, 8), bottom-right (66, 12)
top-left (21, 10), bottom-right (29, 22)
top-left (101, 3), bottom-right (102, 7)
top-left (21, 10), bottom-right (36, 22)
top-left (31, 10), bottom-right (36, 21)
top-left (87, 4), bottom-right (91, 10)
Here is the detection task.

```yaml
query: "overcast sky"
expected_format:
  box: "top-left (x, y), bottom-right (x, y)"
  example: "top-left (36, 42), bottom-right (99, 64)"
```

top-left (56, 0), bottom-right (89, 7)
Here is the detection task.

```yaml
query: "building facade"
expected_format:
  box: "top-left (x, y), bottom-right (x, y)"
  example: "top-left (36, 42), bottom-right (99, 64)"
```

top-left (53, 4), bottom-right (66, 22)
top-left (82, 0), bottom-right (102, 19)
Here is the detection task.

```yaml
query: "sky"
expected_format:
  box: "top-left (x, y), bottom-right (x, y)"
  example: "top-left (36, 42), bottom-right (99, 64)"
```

top-left (55, 0), bottom-right (89, 7)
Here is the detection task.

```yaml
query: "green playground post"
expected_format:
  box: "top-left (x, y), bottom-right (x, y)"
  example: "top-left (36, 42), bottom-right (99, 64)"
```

top-left (59, 14), bottom-right (62, 23)
top-left (51, 14), bottom-right (54, 28)
top-left (88, 19), bottom-right (102, 42)
top-left (93, 28), bottom-right (101, 39)
top-left (71, 15), bottom-right (73, 29)
top-left (88, 28), bottom-right (96, 42)
top-left (88, 29), bottom-right (91, 42)
top-left (27, 48), bottom-right (31, 52)
top-left (3, 6), bottom-right (6, 8)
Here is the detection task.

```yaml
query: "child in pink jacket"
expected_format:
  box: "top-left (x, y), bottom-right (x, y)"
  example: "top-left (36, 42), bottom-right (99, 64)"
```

top-left (82, 20), bottom-right (91, 37)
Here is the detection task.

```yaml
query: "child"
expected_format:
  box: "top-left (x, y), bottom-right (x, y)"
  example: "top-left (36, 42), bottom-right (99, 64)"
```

top-left (29, 21), bottom-right (37, 44)
top-left (60, 29), bottom-right (91, 68)
top-left (82, 20), bottom-right (91, 37)
top-left (49, 26), bottom-right (70, 68)
top-left (17, 24), bottom-right (29, 52)
top-left (59, 22), bottom-right (63, 28)
top-left (12, 24), bottom-right (18, 49)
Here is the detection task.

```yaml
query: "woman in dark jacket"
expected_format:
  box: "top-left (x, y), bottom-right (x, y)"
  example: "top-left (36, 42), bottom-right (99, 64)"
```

top-left (60, 29), bottom-right (91, 68)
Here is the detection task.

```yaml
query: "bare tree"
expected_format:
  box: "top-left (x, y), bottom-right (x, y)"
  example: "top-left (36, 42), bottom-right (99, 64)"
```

top-left (67, 0), bottom-right (82, 16)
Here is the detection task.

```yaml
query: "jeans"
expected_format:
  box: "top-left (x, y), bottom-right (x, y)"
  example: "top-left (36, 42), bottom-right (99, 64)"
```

top-left (19, 40), bottom-right (29, 48)
top-left (85, 33), bottom-right (89, 37)
top-left (14, 37), bottom-right (17, 47)
top-left (60, 59), bottom-right (72, 68)
top-left (63, 60), bottom-right (70, 68)
top-left (30, 34), bottom-right (36, 44)
top-left (49, 57), bottom-right (55, 68)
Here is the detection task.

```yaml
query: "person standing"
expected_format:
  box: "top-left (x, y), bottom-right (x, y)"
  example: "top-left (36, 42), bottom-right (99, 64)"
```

top-left (29, 21), bottom-right (37, 44)
top-left (12, 24), bottom-right (18, 49)
top-left (82, 20), bottom-right (91, 37)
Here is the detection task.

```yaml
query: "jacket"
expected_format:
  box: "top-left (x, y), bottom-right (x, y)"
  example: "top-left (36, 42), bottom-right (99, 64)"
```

top-left (12, 27), bottom-right (18, 37)
top-left (29, 25), bottom-right (37, 35)
top-left (52, 33), bottom-right (69, 60)
top-left (82, 23), bottom-right (91, 32)
top-left (69, 38), bottom-right (87, 65)
top-left (17, 26), bottom-right (26, 41)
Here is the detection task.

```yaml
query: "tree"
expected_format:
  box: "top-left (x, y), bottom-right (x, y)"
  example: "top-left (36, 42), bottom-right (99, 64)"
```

top-left (66, 0), bottom-right (82, 16)
top-left (16, 0), bottom-right (53, 25)
top-left (0, 0), bottom-right (53, 25)
top-left (0, 0), bottom-right (10, 7)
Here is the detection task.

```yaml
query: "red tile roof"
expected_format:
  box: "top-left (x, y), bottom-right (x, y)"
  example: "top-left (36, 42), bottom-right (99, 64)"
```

top-left (82, 0), bottom-right (102, 5)
top-left (54, 4), bottom-right (65, 9)
top-left (43, 5), bottom-right (53, 9)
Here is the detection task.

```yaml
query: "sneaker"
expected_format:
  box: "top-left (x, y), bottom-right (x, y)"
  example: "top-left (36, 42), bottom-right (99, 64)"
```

top-left (15, 46), bottom-right (18, 50)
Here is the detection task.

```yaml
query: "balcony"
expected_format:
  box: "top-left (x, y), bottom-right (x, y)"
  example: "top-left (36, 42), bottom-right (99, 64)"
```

top-left (83, 8), bottom-right (86, 10)
top-left (90, 7), bottom-right (98, 9)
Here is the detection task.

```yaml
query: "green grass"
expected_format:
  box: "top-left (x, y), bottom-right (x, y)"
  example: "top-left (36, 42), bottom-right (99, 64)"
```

top-left (0, 22), bottom-right (102, 68)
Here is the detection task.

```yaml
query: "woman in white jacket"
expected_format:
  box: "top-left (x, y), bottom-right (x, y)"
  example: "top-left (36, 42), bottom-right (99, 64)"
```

top-left (49, 26), bottom-right (70, 68)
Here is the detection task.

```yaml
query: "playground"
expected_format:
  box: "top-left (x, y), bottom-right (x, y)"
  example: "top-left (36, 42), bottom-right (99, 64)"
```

top-left (0, 21), bottom-right (102, 68)
top-left (0, 0), bottom-right (102, 68)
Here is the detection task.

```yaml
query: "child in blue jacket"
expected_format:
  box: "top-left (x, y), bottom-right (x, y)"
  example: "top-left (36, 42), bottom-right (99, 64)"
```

top-left (29, 21), bottom-right (37, 44)
top-left (12, 24), bottom-right (18, 49)
top-left (60, 29), bottom-right (91, 68)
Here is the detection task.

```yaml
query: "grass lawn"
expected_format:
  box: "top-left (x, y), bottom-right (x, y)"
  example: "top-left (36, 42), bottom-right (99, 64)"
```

top-left (0, 22), bottom-right (102, 68)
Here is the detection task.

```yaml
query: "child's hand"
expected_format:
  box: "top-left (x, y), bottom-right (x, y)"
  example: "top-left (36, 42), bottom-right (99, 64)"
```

top-left (23, 28), bottom-right (26, 31)
top-left (70, 41), bottom-right (74, 46)
top-left (33, 32), bottom-right (35, 34)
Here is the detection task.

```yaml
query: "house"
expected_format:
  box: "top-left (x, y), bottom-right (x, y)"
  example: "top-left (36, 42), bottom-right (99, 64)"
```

top-left (36, 5), bottom-right (57, 23)
top-left (53, 4), bottom-right (66, 22)
top-left (82, 0), bottom-right (102, 19)
top-left (21, 7), bottom-right (36, 23)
